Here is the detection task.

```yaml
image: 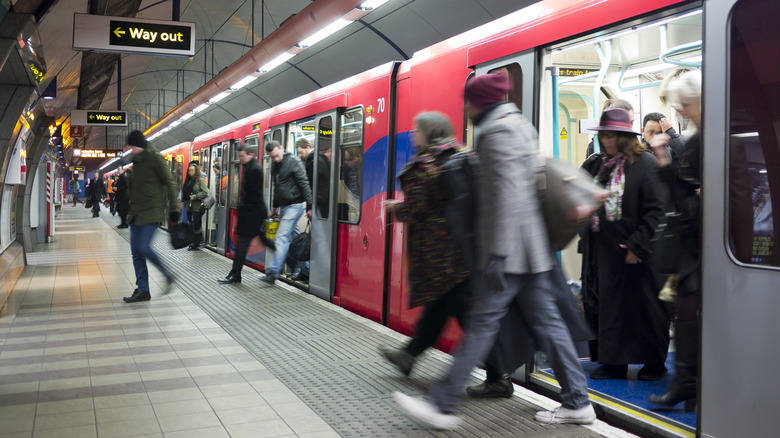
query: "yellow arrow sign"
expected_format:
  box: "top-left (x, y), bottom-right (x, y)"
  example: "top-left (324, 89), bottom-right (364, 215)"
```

top-left (113, 27), bottom-right (125, 38)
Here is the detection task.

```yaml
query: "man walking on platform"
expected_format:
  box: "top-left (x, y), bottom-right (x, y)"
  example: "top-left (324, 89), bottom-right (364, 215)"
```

top-left (262, 140), bottom-right (312, 284)
top-left (394, 71), bottom-right (595, 428)
top-left (217, 143), bottom-right (274, 284)
top-left (122, 131), bottom-right (180, 303)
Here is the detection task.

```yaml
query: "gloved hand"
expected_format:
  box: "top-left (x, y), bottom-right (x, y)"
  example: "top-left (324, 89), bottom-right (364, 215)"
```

top-left (169, 211), bottom-right (180, 224)
top-left (482, 255), bottom-right (507, 294)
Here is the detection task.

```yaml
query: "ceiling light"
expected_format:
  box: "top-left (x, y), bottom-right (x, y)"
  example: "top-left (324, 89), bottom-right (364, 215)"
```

top-left (359, 0), bottom-right (390, 10)
top-left (230, 75), bottom-right (259, 90)
top-left (180, 113), bottom-right (195, 121)
top-left (258, 53), bottom-right (295, 73)
top-left (193, 103), bottom-right (210, 113)
top-left (209, 91), bottom-right (231, 103)
top-left (296, 19), bottom-right (352, 48)
top-left (169, 120), bottom-right (182, 127)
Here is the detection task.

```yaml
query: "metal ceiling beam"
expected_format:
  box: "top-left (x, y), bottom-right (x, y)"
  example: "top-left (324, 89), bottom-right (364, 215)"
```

top-left (145, 0), bottom-right (365, 137)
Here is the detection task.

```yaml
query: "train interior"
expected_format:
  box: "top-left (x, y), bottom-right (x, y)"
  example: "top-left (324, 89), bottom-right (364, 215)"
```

top-left (530, 6), bottom-right (703, 436)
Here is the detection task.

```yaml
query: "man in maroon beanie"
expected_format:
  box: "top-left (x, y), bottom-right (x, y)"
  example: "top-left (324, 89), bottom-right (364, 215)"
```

top-left (394, 71), bottom-right (595, 428)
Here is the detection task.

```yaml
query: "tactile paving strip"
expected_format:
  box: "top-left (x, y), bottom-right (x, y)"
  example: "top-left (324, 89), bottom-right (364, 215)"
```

top-left (105, 218), bottom-right (604, 437)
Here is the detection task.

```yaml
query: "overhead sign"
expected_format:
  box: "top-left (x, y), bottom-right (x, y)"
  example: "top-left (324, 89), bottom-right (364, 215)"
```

top-left (71, 110), bottom-right (128, 127)
top-left (70, 126), bottom-right (83, 138)
top-left (72, 13), bottom-right (195, 57)
top-left (79, 150), bottom-right (117, 159)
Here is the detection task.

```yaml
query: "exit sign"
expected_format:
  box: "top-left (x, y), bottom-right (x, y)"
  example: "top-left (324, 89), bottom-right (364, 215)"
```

top-left (71, 110), bottom-right (128, 127)
top-left (72, 13), bottom-right (195, 57)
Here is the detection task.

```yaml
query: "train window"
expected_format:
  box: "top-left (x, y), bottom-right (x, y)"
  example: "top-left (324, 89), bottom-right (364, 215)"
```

top-left (272, 129), bottom-right (282, 145)
top-left (229, 139), bottom-right (243, 210)
top-left (315, 116), bottom-right (333, 219)
top-left (338, 108), bottom-right (364, 223)
top-left (290, 118), bottom-right (315, 155)
top-left (488, 63), bottom-right (523, 111)
top-left (728, 0), bottom-right (780, 267)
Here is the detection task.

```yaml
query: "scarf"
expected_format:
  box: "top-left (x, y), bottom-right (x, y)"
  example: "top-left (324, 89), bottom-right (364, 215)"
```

top-left (592, 154), bottom-right (626, 231)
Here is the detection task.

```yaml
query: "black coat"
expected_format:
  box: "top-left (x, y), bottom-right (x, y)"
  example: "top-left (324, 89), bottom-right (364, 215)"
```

top-left (236, 156), bottom-right (268, 237)
top-left (115, 173), bottom-right (130, 202)
top-left (271, 152), bottom-right (312, 208)
top-left (581, 151), bottom-right (671, 364)
top-left (88, 178), bottom-right (106, 201)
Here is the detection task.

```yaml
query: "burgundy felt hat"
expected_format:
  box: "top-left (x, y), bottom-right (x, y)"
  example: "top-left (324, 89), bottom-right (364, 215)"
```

top-left (465, 71), bottom-right (514, 109)
top-left (590, 108), bottom-right (639, 135)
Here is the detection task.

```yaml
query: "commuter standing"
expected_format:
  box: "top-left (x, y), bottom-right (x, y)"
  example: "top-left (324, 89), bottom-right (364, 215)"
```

top-left (262, 140), bottom-right (312, 284)
top-left (88, 171), bottom-right (106, 217)
top-left (217, 143), bottom-right (273, 284)
top-left (107, 174), bottom-right (116, 215)
top-left (115, 166), bottom-right (130, 228)
top-left (69, 174), bottom-right (82, 206)
top-left (122, 131), bottom-right (179, 303)
top-left (394, 71), bottom-right (595, 428)
top-left (182, 161), bottom-right (208, 250)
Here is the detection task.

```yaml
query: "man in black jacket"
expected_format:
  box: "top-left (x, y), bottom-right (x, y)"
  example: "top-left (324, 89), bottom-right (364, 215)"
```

top-left (115, 166), bottom-right (130, 228)
top-left (88, 171), bottom-right (106, 217)
top-left (262, 140), bottom-right (312, 284)
top-left (218, 143), bottom-right (273, 284)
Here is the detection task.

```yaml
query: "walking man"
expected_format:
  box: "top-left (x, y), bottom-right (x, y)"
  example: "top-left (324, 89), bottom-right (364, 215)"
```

top-left (122, 131), bottom-right (179, 303)
top-left (217, 143), bottom-right (273, 284)
top-left (262, 140), bottom-right (312, 284)
top-left (394, 71), bottom-right (595, 428)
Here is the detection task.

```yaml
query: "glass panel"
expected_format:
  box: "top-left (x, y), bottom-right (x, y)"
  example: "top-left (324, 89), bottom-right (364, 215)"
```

top-left (728, 0), bottom-right (780, 267)
top-left (338, 108), bottom-right (363, 223)
top-left (488, 63), bottom-right (523, 111)
top-left (272, 129), bottom-right (282, 144)
top-left (218, 144), bottom-right (228, 207)
top-left (290, 117), bottom-right (316, 156)
top-left (229, 140), bottom-right (242, 209)
top-left (315, 116), bottom-right (333, 219)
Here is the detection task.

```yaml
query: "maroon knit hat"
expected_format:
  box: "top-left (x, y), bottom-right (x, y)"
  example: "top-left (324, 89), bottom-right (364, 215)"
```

top-left (465, 71), bottom-right (513, 109)
top-left (591, 108), bottom-right (640, 135)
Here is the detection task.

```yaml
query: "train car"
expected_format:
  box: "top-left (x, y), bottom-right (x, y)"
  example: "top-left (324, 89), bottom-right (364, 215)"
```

top-left (158, 142), bottom-right (192, 228)
top-left (175, 0), bottom-right (780, 435)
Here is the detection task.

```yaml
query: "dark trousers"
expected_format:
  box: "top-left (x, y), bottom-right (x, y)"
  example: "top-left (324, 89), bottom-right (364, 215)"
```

top-left (229, 235), bottom-right (254, 277)
top-left (187, 208), bottom-right (204, 244)
top-left (91, 196), bottom-right (101, 216)
top-left (109, 193), bottom-right (116, 213)
top-left (405, 279), bottom-right (505, 381)
top-left (117, 201), bottom-right (129, 225)
top-left (431, 268), bottom-right (590, 413)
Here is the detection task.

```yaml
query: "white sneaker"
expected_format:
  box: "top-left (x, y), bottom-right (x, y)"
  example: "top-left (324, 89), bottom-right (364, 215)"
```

top-left (534, 404), bottom-right (596, 424)
top-left (393, 392), bottom-right (461, 429)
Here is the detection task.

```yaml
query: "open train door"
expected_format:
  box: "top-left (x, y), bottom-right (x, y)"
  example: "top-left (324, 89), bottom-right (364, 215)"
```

top-left (309, 111), bottom-right (339, 300)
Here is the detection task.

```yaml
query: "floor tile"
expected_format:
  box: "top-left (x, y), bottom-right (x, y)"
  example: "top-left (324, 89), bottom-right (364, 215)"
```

top-left (95, 404), bottom-right (155, 424)
top-left (32, 424), bottom-right (97, 438)
top-left (33, 410), bottom-right (96, 430)
top-left (214, 405), bottom-right (279, 425)
top-left (152, 398), bottom-right (212, 417)
top-left (157, 411), bottom-right (221, 433)
top-left (224, 419), bottom-right (294, 438)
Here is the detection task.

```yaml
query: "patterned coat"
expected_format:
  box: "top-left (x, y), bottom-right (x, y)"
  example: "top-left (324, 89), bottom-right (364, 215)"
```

top-left (394, 141), bottom-right (470, 308)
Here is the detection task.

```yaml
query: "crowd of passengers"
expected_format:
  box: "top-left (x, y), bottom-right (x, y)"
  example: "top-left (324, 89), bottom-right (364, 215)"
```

top-left (387, 67), bottom-right (704, 429)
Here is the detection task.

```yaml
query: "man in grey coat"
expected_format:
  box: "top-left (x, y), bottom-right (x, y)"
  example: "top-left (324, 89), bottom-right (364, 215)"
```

top-left (394, 71), bottom-right (595, 428)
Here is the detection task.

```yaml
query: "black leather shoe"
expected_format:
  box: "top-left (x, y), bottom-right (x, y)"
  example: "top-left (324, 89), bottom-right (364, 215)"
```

top-left (638, 363), bottom-right (667, 381)
top-left (590, 364), bottom-right (628, 380)
top-left (117, 224), bottom-right (128, 229)
top-left (291, 272), bottom-right (309, 282)
top-left (217, 275), bottom-right (241, 284)
top-left (379, 346), bottom-right (414, 376)
top-left (466, 377), bottom-right (514, 398)
top-left (187, 243), bottom-right (199, 251)
top-left (123, 290), bottom-right (151, 303)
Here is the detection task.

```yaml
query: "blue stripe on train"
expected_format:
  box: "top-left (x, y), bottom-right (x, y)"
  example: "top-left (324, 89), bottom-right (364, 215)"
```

top-left (361, 131), bottom-right (413, 200)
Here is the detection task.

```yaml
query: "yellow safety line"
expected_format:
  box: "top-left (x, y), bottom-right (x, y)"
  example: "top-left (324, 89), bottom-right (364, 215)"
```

top-left (531, 372), bottom-right (695, 438)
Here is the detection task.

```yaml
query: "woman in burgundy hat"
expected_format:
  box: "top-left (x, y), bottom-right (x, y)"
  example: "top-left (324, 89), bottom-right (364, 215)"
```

top-left (580, 108), bottom-right (672, 381)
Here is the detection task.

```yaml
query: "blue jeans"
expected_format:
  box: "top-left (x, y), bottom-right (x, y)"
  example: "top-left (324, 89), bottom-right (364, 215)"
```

top-left (130, 222), bottom-right (172, 292)
top-left (267, 202), bottom-right (305, 277)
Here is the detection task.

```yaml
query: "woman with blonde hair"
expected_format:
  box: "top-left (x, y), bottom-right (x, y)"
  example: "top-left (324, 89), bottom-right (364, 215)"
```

top-left (580, 108), bottom-right (671, 381)
top-left (182, 161), bottom-right (209, 250)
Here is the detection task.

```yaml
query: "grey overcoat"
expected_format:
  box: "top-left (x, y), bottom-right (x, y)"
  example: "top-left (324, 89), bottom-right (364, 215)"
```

top-left (475, 103), bottom-right (554, 274)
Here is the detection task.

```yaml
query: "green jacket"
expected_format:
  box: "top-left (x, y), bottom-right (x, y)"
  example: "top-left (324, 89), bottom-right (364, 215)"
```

top-left (128, 144), bottom-right (180, 225)
top-left (184, 177), bottom-right (209, 212)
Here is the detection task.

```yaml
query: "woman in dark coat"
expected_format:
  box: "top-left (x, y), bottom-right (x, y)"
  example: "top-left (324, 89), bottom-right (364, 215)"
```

top-left (182, 161), bottom-right (209, 250)
top-left (581, 108), bottom-right (671, 380)
top-left (380, 112), bottom-right (473, 378)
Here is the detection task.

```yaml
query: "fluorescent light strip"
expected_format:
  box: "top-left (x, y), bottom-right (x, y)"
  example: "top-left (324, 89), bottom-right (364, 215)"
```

top-left (169, 120), bottom-right (182, 127)
top-left (297, 19), bottom-right (352, 48)
top-left (193, 103), bottom-right (210, 113)
top-left (359, 0), bottom-right (390, 10)
top-left (258, 52), bottom-right (295, 73)
top-left (180, 113), bottom-right (195, 121)
top-left (230, 75), bottom-right (258, 90)
top-left (209, 91), bottom-right (231, 103)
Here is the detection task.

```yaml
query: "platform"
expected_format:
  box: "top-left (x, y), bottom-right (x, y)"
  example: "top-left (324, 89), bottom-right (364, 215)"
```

top-left (0, 205), bottom-right (636, 437)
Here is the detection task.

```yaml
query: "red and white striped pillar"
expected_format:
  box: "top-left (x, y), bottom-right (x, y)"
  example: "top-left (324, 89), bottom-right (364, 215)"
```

top-left (46, 161), bottom-right (55, 241)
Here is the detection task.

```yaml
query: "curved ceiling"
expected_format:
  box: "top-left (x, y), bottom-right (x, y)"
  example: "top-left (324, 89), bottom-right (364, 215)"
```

top-left (34, 0), bottom-right (534, 153)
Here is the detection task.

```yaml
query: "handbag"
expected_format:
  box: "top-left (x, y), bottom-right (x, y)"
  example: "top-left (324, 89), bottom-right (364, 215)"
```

top-left (170, 223), bottom-right (194, 249)
top-left (288, 221), bottom-right (311, 262)
top-left (536, 155), bottom-right (607, 251)
top-left (85, 198), bottom-right (93, 209)
top-left (650, 212), bottom-right (684, 275)
top-left (201, 192), bottom-right (216, 209)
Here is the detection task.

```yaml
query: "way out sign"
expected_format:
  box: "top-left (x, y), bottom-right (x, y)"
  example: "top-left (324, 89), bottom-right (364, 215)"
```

top-left (71, 110), bottom-right (128, 127)
top-left (73, 13), bottom-right (195, 57)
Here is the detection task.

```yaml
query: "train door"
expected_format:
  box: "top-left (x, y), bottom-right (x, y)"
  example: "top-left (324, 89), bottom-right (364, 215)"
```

top-left (309, 111), bottom-right (339, 300)
top-left (205, 142), bottom-right (229, 254)
top-left (264, 126), bottom-right (285, 268)
top-left (701, 1), bottom-right (780, 436)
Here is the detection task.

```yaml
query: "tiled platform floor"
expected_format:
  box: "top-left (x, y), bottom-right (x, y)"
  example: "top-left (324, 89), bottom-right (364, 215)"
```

top-left (0, 204), bottom-right (636, 437)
